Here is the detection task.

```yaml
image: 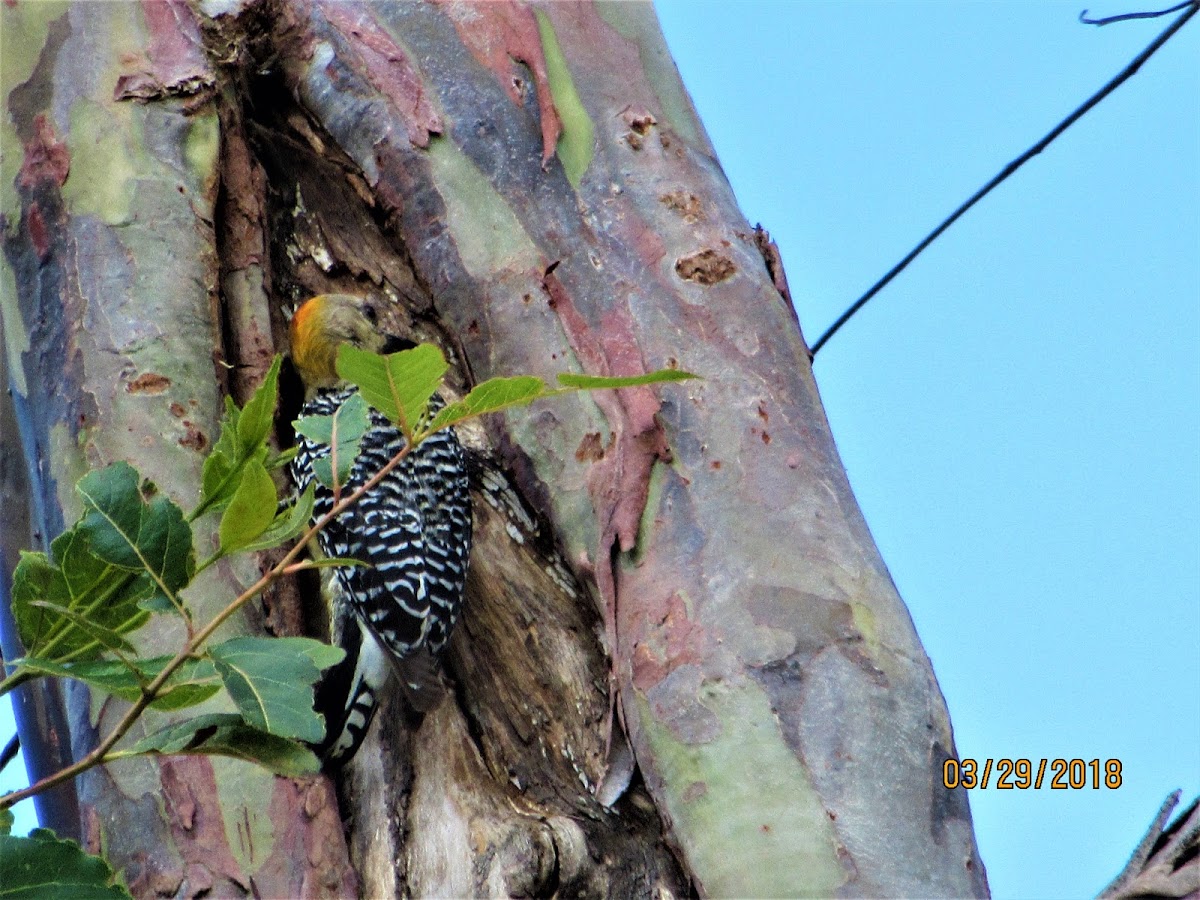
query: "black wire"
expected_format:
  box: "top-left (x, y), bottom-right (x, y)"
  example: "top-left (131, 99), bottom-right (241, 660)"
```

top-left (809, 1), bottom-right (1198, 358)
top-left (1081, 1), bottom-right (1192, 26)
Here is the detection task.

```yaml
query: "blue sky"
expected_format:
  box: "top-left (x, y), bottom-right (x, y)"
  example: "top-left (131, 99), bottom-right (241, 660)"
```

top-left (3, 3), bottom-right (1197, 898)
top-left (654, 1), bottom-right (1199, 897)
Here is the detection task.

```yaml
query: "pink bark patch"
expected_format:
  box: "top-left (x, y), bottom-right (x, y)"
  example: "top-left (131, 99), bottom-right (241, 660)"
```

top-left (18, 114), bottom-right (70, 188)
top-left (543, 269), bottom-right (668, 554)
top-left (318, 1), bottom-right (443, 148)
top-left (543, 267), bottom-right (674, 701)
top-left (662, 593), bottom-right (705, 668)
top-left (263, 777), bottom-right (359, 897)
top-left (26, 203), bottom-right (50, 259)
top-left (141, 0), bottom-right (207, 89)
top-left (158, 757), bottom-right (247, 887)
top-left (631, 641), bottom-right (668, 692)
top-left (630, 592), bottom-right (708, 693)
top-left (433, 0), bottom-right (562, 166)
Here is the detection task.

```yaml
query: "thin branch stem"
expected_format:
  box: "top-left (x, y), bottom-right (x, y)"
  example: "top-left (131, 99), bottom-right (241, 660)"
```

top-left (281, 560), bottom-right (333, 574)
top-left (0, 438), bottom-right (417, 811)
top-left (0, 669), bottom-right (34, 697)
top-left (194, 549), bottom-right (225, 577)
top-left (809, 0), bottom-right (1197, 357)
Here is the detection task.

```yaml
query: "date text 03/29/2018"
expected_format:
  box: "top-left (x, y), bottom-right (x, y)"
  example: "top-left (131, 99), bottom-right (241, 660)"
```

top-left (944, 758), bottom-right (1122, 790)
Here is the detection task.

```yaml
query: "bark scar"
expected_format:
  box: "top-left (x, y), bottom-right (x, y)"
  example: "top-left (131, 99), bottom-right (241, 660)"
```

top-left (18, 114), bottom-right (70, 189)
top-left (115, 0), bottom-right (213, 102)
top-left (541, 268), bottom-right (671, 752)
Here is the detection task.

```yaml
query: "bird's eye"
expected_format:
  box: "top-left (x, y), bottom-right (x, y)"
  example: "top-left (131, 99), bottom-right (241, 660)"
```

top-left (362, 303), bottom-right (378, 325)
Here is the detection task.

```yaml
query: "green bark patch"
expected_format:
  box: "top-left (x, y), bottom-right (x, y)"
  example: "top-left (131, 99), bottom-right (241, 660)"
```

top-left (534, 10), bottom-right (594, 189)
top-left (426, 137), bottom-right (540, 279)
top-left (637, 679), bottom-right (845, 897)
top-left (61, 99), bottom-right (144, 225)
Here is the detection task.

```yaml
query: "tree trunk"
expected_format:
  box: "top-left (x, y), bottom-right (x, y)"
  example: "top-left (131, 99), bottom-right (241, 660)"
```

top-left (0, 1), bottom-right (354, 895)
top-left (2, 1), bottom-right (988, 897)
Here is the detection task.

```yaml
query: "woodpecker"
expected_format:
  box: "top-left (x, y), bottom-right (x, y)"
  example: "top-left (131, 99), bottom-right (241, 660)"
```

top-left (288, 293), bottom-right (472, 763)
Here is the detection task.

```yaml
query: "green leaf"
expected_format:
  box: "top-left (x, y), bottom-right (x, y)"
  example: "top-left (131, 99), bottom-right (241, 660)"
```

top-left (196, 358), bottom-right (282, 518)
top-left (236, 355), bottom-right (282, 455)
top-left (15, 657), bottom-right (221, 711)
top-left (135, 581), bottom-right (180, 614)
top-left (293, 392), bottom-right (371, 489)
top-left (199, 450), bottom-right (236, 511)
top-left (422, 369), bottom-right (699, 436)
top-left (55, 529), bottom-right (153, 637)
top-left (76, 463), bottom-right (194, 610)
top-left (426, 376), bottom-right (547, 434)
top-left (267, 447), bottom-right (298, 469)
top-left (144, 659), bottom-right (223, 711)
top-left (126, 714), bottom-right (320, 777)
top-left (292, 639), bottom-right (345, 671)
top-left (218, 458), bottom-right (278, 552)
top-left (127, 713), bottom-right (245, 753)
top-left (237, 483), bottom-right (315, 553)
top-left (336, 343), bottom-right (447, 438)
top-left (203, 445), bottom-right (269, 523)
top-left (54, 530), bottom-right (144, 621)
top-left (208, 637), bottom-right (344, 742)
top-left (0, 808), bottom-right (13, 836)
top-left (11, 529), bottom-right (151, 661)
top-left (0, 829), bottom-right (131, 899)
top-left (556, 368), bottom-right (699, 389)
top-left (199, 398), bottom-right (242, 512)
top-left (25, 602), bottom-right (135, 655)
top-left (10, 552), bottom-right (63, 655)
top-left (15, 658), bottom-right (144, 699)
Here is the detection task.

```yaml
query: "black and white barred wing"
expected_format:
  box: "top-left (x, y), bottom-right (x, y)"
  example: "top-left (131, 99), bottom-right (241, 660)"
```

top-left (291, 387), bottom-right (472, 758)
top-left (295, 389), bottom-right (470, 657)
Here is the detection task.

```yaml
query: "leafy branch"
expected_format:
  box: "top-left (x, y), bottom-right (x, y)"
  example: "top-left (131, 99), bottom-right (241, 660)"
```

top-left (0, 340), bottom-right (694, 894)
